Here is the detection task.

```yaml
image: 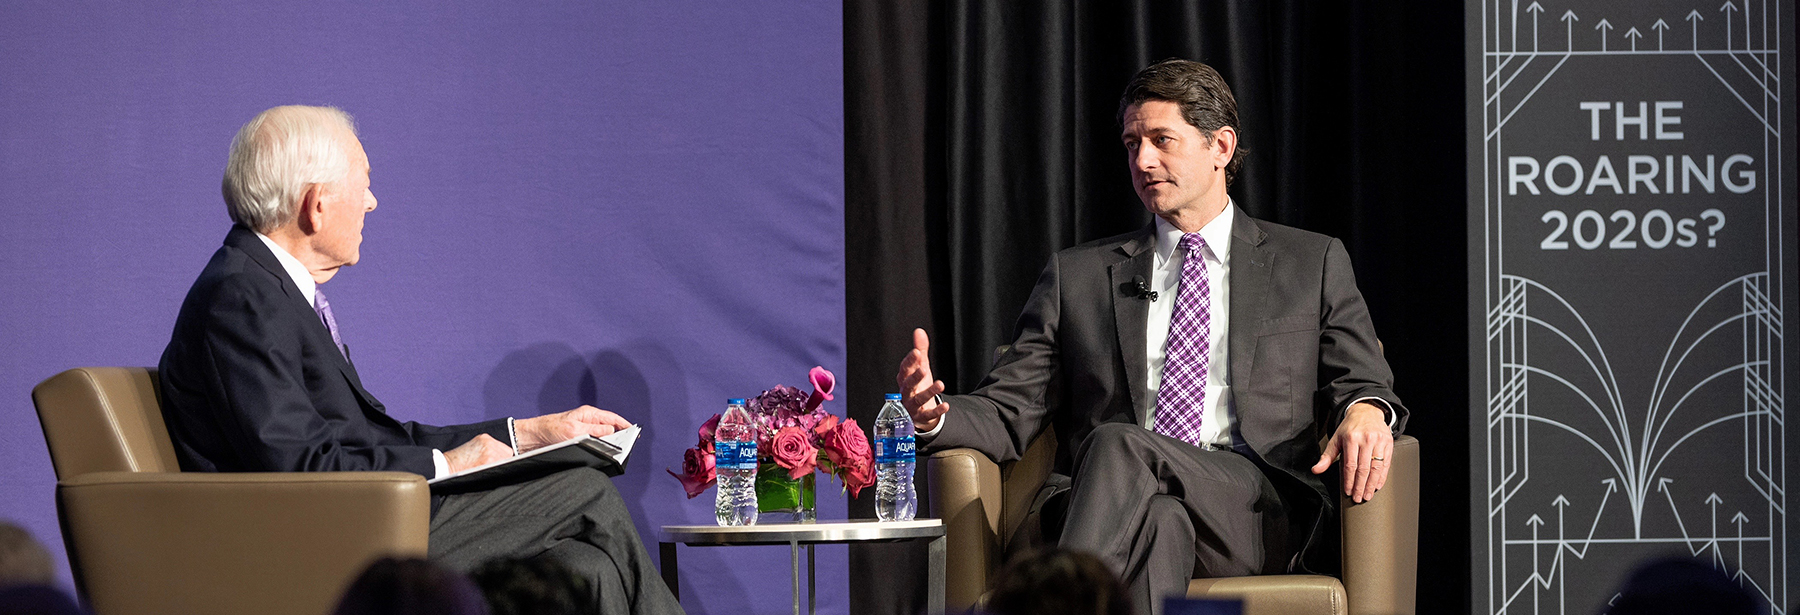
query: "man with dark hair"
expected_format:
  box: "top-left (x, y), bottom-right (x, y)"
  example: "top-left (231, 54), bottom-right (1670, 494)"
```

top-left (158, 106), bottom-right (682, 615)
top-left (897, 58), bottom-right (1405, 612)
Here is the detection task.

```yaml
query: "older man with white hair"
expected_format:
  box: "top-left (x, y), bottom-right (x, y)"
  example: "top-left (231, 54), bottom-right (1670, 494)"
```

top-left (158, 105), bottom-right (683, 615)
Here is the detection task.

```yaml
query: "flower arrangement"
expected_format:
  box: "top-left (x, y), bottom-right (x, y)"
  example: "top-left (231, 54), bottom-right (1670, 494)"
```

top-left (669, 366), bottom-right (876, 502)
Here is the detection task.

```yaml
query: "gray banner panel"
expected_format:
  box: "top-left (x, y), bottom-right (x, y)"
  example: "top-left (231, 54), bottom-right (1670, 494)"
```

top-left (1469, 1), bottom-right (1796, 613)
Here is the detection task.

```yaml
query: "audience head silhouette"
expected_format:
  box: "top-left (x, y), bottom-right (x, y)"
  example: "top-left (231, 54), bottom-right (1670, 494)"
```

top-left (985, 548), bottom-right (1132, 615)
top-left (1605, 555), bottom-right (1764, 615)
top-left (0, 521), bottom-right (83, 615)
top-left (331, 557), bottom-right (487, 615)
top-left (470, 557), bottom-right (596, 615)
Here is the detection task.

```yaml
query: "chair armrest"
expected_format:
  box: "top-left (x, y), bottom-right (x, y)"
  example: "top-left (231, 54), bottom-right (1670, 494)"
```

top-left (927, 448), bottom-right (1002, 610)
top-left (1340, 435), bottom-right (1419, 615)
top-left (59, 471), bottom-right (431, 615)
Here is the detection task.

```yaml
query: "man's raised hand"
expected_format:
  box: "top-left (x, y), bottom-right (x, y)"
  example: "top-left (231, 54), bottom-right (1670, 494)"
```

top-left (896, 328), bottom-right (950, 432)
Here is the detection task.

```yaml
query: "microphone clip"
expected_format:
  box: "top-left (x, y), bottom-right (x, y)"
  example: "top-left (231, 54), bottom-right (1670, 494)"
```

top-left (1130, 275), bottom-right (1159, 302)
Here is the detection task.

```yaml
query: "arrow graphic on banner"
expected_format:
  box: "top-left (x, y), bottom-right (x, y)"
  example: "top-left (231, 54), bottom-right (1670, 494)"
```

top-left (1527, 1), bottom-right (1544, 52)
top-left (1625, 27), bottom-right (1641, 52)
top-left (1594, 19), bottom-right (1612, 52)
top-left (1528, 513), bottom-right (1545, 585)
top-left (1687, 10), bottom-right (1704, 52)
top-left (1731, 512), bottom-right (1748, 577)
top-left (1658, 478), bottom-right (1689, 545)
top-left (1706, 493), bottom-right (1724, 565)
top-left (1567, 479), bottom-right (1617, 558)
top-left (1720, 1), bottom-right (1737, 51)
top-left (1652, 19), bottom-right (1670, 52)
top-left (1562, 10), bottom-right (1578, 52)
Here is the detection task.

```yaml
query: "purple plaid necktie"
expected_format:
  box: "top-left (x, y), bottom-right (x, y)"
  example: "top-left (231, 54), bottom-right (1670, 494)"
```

top-left (1152, 233), bottom-right (1211, 446)
top-left (313, 289), bottom-right (346, 360)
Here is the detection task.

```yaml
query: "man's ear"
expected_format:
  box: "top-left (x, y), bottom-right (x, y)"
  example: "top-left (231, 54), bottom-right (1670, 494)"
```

top-left (1209, 126), bottom-right (1237, 170)
top-left (297, 184), bottom-right (324, 234)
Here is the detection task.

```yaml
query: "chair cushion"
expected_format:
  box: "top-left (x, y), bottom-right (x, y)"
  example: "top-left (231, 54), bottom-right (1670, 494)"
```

top-left (1186, 574), bottom-right (1346, 615)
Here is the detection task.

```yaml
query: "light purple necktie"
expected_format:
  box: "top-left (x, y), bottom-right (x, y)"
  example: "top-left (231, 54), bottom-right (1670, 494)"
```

top-left (1152, 233), bottom-right (1211, 446)
top-left (313, 289), bottom-right (346, 360)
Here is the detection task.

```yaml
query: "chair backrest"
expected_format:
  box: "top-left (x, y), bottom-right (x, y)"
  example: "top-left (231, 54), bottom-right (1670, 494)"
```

top-left (33, 367), bottom-right (180, 479)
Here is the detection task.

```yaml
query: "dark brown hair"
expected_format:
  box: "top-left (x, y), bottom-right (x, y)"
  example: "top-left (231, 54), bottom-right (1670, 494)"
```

top-left (1118, 58), bottom-right (1246, 186)
top-left (984, 548), bottom-right (1131, 615)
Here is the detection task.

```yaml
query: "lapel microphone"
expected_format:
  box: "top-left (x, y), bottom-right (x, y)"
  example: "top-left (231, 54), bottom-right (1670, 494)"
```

top-left (1130, 275), bottom-right (1159, 301)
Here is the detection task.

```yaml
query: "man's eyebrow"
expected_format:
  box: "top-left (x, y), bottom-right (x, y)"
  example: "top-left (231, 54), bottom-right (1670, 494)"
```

top-left (1123, 126), bottom-right (1174, 138)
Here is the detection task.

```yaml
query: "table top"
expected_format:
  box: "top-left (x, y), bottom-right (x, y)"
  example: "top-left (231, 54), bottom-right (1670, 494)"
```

top-left (660, 519), bottom-right (944, 545)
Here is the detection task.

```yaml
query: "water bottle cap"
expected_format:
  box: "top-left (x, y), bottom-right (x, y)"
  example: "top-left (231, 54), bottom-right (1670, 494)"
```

top-left (727, 398), bottom-right (746, 405)
top-left (884, 393), bottom-right (902, 401)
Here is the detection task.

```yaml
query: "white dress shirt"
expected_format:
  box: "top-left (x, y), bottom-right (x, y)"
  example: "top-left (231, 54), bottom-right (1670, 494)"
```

top-left (1142, 205), bottom-right (1237, 447)
top-left (254, 232), bottom-right (502, 479)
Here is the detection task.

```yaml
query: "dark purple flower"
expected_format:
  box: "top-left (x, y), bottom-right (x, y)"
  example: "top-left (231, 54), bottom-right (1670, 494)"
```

top-left (750, 384), bottom-right (808, 417)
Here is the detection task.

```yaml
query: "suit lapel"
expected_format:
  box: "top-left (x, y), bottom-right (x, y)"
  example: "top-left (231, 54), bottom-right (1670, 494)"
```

top-left (224, 226), bottom-right (386, 414)
top-left (1108, 225), bottom-right (1156, 424)
top-left (1227, 213), bottom-right (1272, 416)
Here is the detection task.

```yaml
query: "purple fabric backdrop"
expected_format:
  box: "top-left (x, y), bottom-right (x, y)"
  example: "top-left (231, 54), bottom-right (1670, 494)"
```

top-left (0, 2), bottom-right (845, 613)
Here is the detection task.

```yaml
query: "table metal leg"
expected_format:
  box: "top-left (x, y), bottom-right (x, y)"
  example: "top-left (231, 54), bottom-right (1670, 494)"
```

top-left (807, 544), bottom-right (816, 615)
top-left (790, 539), bottom-right (801, 615)
top-left (659, 542), bottom-right (679, 602)
top-left (927, 535), bottom-right (946, 615)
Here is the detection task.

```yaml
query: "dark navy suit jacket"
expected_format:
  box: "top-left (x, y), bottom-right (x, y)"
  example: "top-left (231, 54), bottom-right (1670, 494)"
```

top-left (158, 225), bottom-right (507, 476)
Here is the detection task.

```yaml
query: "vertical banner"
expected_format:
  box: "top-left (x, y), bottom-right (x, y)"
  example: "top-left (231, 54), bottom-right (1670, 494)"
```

top-left (1470, 1), bottom-right (1795, 613)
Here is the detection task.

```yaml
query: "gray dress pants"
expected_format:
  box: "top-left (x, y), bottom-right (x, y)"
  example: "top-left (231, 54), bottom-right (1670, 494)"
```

top-left (428, 468), bottom-right (684, 615)
top-left (1057, 423), bottom-right (1292, 615)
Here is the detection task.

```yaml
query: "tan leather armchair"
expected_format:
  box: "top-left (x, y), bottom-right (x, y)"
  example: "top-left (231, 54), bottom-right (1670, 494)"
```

top-left (32, 367), bottom-right (432, 615)
top-left (928, 429), bottom-right (1419, 615)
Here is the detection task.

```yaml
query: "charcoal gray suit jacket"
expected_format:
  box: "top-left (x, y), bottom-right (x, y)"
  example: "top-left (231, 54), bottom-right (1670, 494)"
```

top-left (158, 225), bottom-right (508, 476)
top-left (923, 210), bottom-right (1409, 557)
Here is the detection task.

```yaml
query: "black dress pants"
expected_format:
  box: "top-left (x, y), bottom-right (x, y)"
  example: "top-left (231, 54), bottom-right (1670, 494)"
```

top-left (1057, 423), bottom-right (1291, 615)
top-left (428, 468), bottom-right (683, 615)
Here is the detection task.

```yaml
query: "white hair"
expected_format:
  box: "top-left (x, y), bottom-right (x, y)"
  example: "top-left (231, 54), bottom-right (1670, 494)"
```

top-left (221, 106), bottom-right (357, 233)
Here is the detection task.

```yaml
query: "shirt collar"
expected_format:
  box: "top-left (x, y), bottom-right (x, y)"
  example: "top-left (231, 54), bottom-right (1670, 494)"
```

top-left (254, 232), bottom-right (318, 306)
top-left (1154, 199), bottom-right (1236, 265)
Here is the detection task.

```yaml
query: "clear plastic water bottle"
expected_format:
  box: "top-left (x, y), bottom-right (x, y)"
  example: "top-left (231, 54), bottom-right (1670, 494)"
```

top-left (714, 398), bottom-right (759, 526)
top-left (875, 393), bottom-right (917, 521)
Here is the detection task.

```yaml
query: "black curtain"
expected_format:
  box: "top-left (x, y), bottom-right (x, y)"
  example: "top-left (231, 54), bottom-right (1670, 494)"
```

top-left (846, 1), bottom-right (1469, 612)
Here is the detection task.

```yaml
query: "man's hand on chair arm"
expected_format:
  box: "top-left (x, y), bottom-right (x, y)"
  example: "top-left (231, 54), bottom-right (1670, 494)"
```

top-left (1309, 401), bottom-right (1394, 504)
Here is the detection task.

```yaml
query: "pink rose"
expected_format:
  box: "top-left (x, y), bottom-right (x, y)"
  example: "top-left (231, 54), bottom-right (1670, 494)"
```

top-left (770, 425), bottom-right (818, 479)
top-left (803, 366), bottom-right (836, 412)
top-left (697, 413), bottom-right (721, 454)
top-left (812, 414), bottom-right (840, 437)
top-left (842, 454), bottom-right (875, 498)
top-left (666, 446), bottom-right (716, 499)
top-left (821, 418), bottom-right (873, 471)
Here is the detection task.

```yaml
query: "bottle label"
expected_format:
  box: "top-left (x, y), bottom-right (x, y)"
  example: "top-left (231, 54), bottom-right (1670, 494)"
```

top-left (875, 435), bottom-right (915, 464)
top-left (715, 441), bottom-right (758, 470)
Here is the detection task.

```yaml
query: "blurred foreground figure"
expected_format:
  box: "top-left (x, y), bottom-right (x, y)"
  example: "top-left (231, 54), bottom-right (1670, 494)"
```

top-left (471, 557), bottom-right (595, 615)
top-left (985, 548), bottom-right (1132, 615)
top-left (1604, 555), bottom-right (1763, 615)
top-left (332, 557), bottom-right (487, 615)
top-left (0, 522), bottom-right (82, 615)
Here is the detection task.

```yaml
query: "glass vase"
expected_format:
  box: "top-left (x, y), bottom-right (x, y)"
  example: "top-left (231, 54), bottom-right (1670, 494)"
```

top-left (755, 462), bottom-right (817, 523)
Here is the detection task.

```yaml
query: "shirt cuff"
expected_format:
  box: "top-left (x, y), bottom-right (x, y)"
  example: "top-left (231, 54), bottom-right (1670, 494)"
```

top-left (916, 395), bottom-right (949, 437)
top-left (506, 417), bottom-right (520, 454)
top-left (1345, 396), bottom-right (1398, 428)
top-left (431, 448), bottom-right (449, 479)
